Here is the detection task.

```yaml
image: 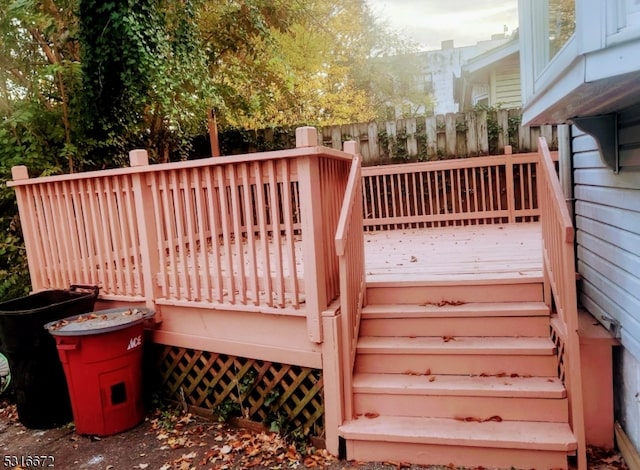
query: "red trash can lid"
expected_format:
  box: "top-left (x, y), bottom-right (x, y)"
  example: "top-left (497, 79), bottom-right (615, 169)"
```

top-left (44, 307), bottom-right (155, 336)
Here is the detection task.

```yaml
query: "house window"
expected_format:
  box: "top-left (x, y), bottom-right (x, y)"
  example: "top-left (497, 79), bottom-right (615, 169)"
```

top-left (533, 0), bottom-right (576, 75)
top-left (423, 74), bottom-right (434, 94)
top-left (548, 0), bottom-right (576, 58)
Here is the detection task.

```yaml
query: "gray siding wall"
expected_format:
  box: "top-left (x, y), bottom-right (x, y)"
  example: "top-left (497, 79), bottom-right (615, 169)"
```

top-left (572, 107), bottom-right (640, 359)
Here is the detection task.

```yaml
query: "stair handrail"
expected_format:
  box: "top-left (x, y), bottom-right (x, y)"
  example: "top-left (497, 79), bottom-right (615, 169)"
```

top-left (335, 151), bottom-right (365, 420)
top-left (538, 137), bottom-right (587, 470)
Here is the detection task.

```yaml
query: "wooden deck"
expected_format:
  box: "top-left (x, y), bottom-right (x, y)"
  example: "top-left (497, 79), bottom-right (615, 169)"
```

top-left (364, 222), bottom-right (542, 284)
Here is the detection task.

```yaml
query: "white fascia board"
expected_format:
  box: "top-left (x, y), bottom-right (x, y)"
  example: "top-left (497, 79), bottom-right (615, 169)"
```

top-left (585, 38), bottom-right (640, 82)
top-left (463, 40), bottom-right (520, 75)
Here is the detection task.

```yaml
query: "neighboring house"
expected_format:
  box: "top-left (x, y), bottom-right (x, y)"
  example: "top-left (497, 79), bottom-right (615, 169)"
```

top-left (519, 0), bottom-right (640, 457)
top-left (389, 35), bottom-right (513, 118)
top-left (455, 35), bottom-right (522, 111)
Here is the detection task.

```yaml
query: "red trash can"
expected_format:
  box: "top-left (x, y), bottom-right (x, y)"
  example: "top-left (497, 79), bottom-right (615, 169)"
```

top-left (45, 307), bottom-right (154, 436)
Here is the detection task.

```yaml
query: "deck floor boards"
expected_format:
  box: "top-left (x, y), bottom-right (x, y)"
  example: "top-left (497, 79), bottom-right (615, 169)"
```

top-left (364, 222), bottom-right (542, 284)
top-left (167, 222), bottom-right (542, 302)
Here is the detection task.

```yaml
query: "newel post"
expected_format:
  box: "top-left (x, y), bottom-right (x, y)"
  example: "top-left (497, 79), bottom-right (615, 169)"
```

top-left (129, 150), bottom-right (161, 317)
top-left (296, 127), bottom-right (326, 343)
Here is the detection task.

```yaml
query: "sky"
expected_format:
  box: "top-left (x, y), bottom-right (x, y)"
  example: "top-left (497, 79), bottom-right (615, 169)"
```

top-left (366, 0), bottom-right (519, 51)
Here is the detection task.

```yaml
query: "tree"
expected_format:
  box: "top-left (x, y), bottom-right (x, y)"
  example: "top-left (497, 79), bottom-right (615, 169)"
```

top-left (78, 0), bottom-right (218, 165)
top-left (198, 0), bottom-right (422, 128)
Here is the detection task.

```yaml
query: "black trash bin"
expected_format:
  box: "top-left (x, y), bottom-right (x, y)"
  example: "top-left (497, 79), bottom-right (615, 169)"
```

top-left (0, 285), bottom-right (98, 428)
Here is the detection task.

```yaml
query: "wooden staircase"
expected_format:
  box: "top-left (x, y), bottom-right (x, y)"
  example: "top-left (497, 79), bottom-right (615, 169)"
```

top-left (338, 279), bottom-right (578, 470)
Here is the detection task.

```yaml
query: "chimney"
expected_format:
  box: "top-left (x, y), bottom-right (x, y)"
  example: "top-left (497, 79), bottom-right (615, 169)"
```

top-left (441, 40), bottom-right (454, 50)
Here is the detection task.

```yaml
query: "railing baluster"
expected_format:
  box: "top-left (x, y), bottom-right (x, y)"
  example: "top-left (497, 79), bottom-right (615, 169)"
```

top-left (239, 163), bottom-right (259, 306)
top-left (266, 160), bottom-right (284, 307)
top-left (228, 164), bottom-right (247, 304)
top-left (280, 159), bottom-right (299, 307)
top-left (107, 178), bottom-right (124, 294)
top-left (52, 182), bottom-right (72, 285)
top-left (77, 180), bottom-right (97, 288)
top-left (204, 166), bottom-right (224, 303)
top-left (216, 165), bottom-right (236, 304)
top-left (192, 168), bottom-right (210, 302)
top-left (253, 161), bottom-right (272, 306)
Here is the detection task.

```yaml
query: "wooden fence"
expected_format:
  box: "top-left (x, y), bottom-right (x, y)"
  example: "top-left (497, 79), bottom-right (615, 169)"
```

top-left (219, 109), bottom-right (558, 164)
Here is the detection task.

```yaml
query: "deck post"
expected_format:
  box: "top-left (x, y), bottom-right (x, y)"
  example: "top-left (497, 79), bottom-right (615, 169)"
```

top-left (296, 127), bottom-right (326, 343)
top-left (129, 150), bottom-right (162, 316)
top-left (504, 148), bottom-right (516, 223)
top-left (10, 166), bottom-right (44, 291)
top-left (321, 305), bottom-right (344, 455)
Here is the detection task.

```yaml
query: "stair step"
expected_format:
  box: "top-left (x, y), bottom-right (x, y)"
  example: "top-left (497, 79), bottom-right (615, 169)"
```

top-left (363, 301), bottom-right (549, 317)
top-left (355, 337), bottom-right (557, 376)
top-left (340, 415), bottom-right (577, 450)
top-left (363, 301), bottom-right (549, 318)
top-left (353, 373), bottom-right (565, 398)
top-left (361, 302), bottom-right (550, 337)
top-left (340, 416), bottom-right (576, 469)
top-left (366, 280), bottom-right (544, 305)
top-left (358, 336), bottom-right (556, 355)
top-left (353, 373), bottom-right (568, 422)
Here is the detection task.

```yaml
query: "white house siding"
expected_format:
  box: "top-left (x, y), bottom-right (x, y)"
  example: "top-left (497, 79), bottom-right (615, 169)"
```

top-left (491, 56), bottom-right (521, 109)
top-left (572, 110), bottom-right (640, 448)
top-left (422, 37), bottom-right (511, 115)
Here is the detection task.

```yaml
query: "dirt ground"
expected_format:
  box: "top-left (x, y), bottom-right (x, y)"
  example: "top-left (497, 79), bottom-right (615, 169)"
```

top-left (0, 397), bottom-right (629, 470)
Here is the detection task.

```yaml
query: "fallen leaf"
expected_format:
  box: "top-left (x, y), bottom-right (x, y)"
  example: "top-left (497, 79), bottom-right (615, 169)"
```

top-left (482, 415), bottom-right (502, 422)
top-left (442, 336), bottom-right (455, 342)
top-left (364, 412), bottom-right (380, 419)
top-left (220, 444), bottom-right (233, 454)
top-left (428, 376), bottom-right (436, 382)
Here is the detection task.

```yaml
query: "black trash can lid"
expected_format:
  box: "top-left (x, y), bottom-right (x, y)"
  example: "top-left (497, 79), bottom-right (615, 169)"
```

top-left (44, 307), bottom-right (155, 336)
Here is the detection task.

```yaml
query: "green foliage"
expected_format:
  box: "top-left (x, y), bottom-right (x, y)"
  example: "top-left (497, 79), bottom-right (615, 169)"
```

top-left (78, 0), bottom-right (217, 165)
top-left (213, 368), bottom-right (256, 422)
top-left (0, 99), bottom-right (68, 301)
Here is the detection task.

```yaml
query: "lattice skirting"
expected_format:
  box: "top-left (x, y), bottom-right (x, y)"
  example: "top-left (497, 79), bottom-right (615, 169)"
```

top-left (154, 345), bottom-right (325, 438)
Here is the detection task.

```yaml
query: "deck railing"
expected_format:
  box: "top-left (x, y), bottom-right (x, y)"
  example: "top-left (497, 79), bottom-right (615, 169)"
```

top-left (361, 151), bottom-right (549, 230)
top-left (335, 146), bottom-right (365, 420)
top-left (9, 127), bottom-right (352, 342)
top-left (538, 137), bottom-right (587, 470)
